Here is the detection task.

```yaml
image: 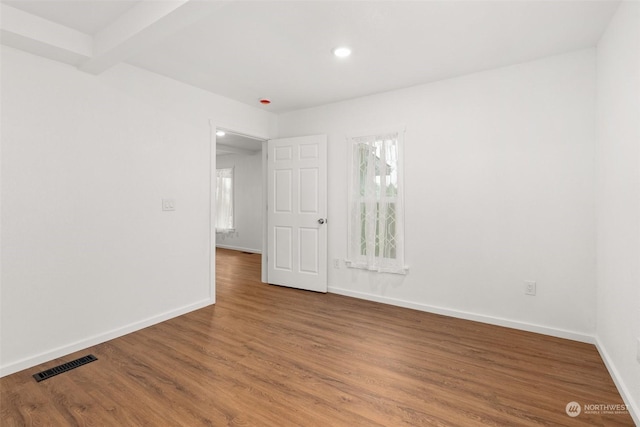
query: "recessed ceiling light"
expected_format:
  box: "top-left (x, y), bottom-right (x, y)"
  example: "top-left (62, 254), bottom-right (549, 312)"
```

top-left (333, 46), bottom-right (352, 58)
top-left (216, 130), bottom-right (225, 137)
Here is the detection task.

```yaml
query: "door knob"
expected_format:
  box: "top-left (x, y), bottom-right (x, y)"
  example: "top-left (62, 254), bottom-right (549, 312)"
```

top-left (318, 218), bottom-right (326, 224)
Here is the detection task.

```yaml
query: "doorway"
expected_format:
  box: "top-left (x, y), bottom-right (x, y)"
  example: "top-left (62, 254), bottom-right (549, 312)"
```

top-left (212, 129), bottom-right (329, 295)
top-left (214, 128), bottom-right (266, 284)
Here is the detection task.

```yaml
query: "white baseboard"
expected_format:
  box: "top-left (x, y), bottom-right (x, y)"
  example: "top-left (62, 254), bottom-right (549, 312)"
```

top-left (595, 338), bottom-right (640, 425)
top-left (328, 286), bottom-right (595, 343)
top-left (215, 244), bottom-right (261, 254)
top-left (0, 297), bottom-right (214, 378)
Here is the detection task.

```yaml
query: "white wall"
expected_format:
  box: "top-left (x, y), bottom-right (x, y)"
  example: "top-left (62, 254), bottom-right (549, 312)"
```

top-left (596, 1), bottom-right (640, 422)
top-left (279, 49), bottom-right (597, 341)
top-left (215, 151), bottom-right (263, 253)
top-left (0, 46), bottom-right (276, 376)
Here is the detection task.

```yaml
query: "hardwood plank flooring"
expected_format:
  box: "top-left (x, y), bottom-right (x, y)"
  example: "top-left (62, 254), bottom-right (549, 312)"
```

top-left (1, 248), bottom-right (634, 426)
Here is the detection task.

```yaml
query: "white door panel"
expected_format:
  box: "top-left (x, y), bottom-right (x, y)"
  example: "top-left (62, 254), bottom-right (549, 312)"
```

top-left (267, 135), bottom-right (327, 292)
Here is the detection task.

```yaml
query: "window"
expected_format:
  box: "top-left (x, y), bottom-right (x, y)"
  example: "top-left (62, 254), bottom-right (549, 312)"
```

top-left (215, 168), bottom-right (234, 232)
top-left (347, 130), bottom-right (406, 274)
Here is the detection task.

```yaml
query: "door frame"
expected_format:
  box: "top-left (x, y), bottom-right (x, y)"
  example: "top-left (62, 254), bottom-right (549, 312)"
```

top-left (209, 121), bottom-right (270, 303)
top-left (210, 126), bottom-right (327, 294)
top-left (261, 142), bottom-right (268, 282)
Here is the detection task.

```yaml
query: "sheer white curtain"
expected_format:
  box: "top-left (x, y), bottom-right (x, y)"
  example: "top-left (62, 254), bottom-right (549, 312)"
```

top-left (215, 168), bottom-right (234, 233)
top-left (347, 131), bottom-right (406, 274)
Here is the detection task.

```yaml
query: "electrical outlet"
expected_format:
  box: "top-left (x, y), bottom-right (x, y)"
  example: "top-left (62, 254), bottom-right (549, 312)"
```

top-left (162, 199), bottom-right (176, 211)
top-left (524, 281), bottom-right (536, 296)
top-left (333, 258), bottom-right (340, 269)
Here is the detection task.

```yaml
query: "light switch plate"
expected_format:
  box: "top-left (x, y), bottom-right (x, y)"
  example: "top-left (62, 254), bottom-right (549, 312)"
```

top-left (162, 199), bottom-right (176, 211)
top-left (524, 281), bottom-right (536, 296)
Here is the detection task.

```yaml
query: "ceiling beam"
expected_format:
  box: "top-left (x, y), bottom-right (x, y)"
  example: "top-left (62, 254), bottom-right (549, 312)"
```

top-left (78, 1), bottom-right (227, 75)
top-left (0, 4), bottom-right (92, 66)
top-left (1, 1), bottom-right (229, 75)
top-left (216, 143), bottom-right (259, 156)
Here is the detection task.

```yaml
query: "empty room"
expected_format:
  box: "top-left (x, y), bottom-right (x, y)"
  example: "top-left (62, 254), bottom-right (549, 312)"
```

top-left (1, 1), bottom-right (638, 426)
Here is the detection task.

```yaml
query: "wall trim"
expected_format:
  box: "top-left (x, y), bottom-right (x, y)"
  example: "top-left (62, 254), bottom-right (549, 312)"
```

top-left (215, 244), bottom-right (261, 254)
top-left (209, 120), bottom-right (217, 304)
top-left (0, 298), bottom-right (213, 378)
top-left (595, 338), bottom-right (640, 425)
top-left (328, 286), bottom-right (595, 344)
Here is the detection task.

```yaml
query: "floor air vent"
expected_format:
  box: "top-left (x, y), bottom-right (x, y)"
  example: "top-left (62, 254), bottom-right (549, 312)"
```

top-left (33, 354), bottom-right (98, 382)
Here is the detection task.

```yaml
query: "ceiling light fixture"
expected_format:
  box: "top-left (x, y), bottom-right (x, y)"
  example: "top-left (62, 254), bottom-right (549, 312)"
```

top-left (333, 46), bottom-right (352, 58)
top-left (216, 130), bottom-right (225, 137)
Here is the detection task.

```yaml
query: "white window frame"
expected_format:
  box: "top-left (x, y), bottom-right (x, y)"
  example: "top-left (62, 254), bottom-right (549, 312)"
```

top-left (346, 128), bottom-right (407, 274)
top-left (215, 167), bottom-right (235, 233)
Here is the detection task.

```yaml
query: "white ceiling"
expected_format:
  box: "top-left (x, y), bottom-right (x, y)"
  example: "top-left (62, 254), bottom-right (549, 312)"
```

top-left (1, 1), bottom-right (620, 113)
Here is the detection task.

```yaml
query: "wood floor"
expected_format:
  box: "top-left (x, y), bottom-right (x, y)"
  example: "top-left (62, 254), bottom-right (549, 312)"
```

top-left (1, 249), bottom-right (634, 426)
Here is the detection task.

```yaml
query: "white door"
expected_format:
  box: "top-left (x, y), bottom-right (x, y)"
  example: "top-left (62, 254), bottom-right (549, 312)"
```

top-left (267, 135), bottom-right (327, 292)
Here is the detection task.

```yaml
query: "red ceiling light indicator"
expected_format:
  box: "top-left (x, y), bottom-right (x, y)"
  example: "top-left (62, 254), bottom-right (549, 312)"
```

top-left (259, 98), bottom-right (271, 105)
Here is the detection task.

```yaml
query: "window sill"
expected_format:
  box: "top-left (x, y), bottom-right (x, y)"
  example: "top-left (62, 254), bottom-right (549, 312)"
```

top-left (216, 228), bottom-right (236, 234)
top-left (344, 260), bottom-right (409, 275)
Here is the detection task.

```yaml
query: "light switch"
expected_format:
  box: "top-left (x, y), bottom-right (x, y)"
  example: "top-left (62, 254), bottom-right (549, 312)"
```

top-left (524, 281), bottom-right (536, 296)
top-left (162, 199), bottom-right (176, 211)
